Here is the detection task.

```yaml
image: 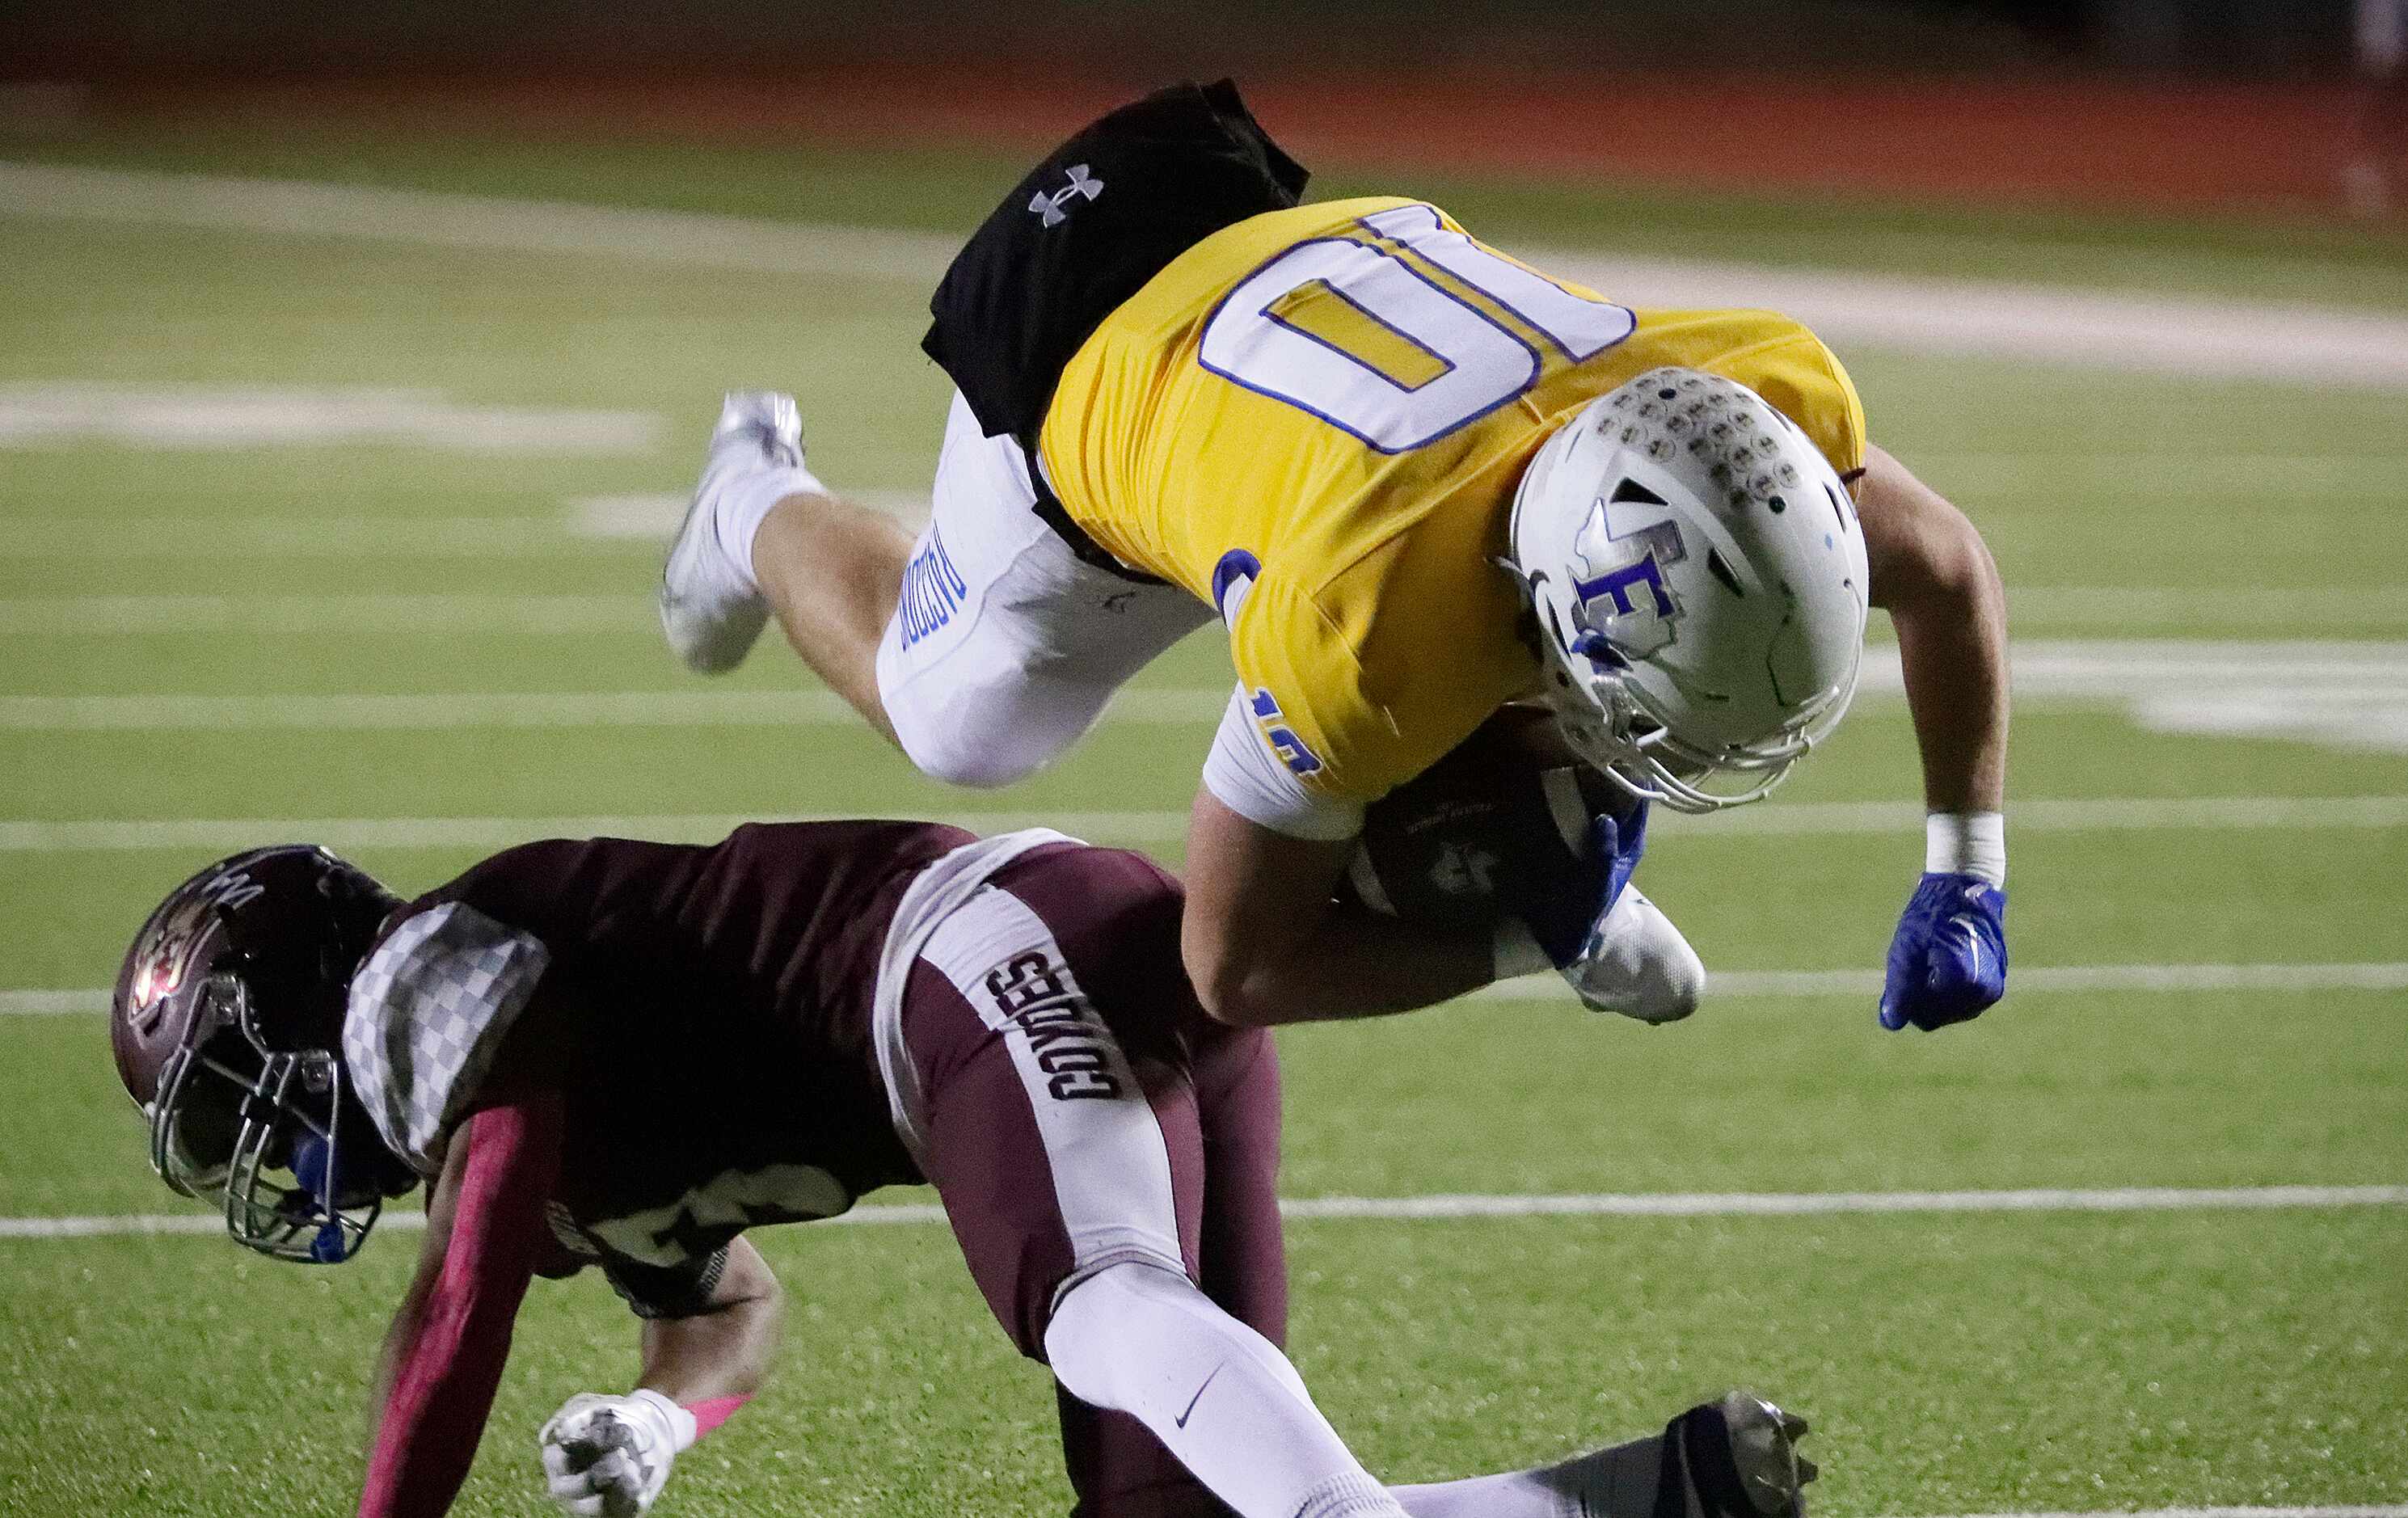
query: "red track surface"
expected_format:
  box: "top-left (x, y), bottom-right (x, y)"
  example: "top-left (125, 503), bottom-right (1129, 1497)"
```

top-left (94, 67), bottom-right (2381, 218)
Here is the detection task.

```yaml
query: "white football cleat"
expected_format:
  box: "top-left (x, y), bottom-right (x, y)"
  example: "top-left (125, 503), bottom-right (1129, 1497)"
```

top-left (659, 391), bottom-right (809, 675)
top-left (1561, 885), bottom-right (1705, 1023)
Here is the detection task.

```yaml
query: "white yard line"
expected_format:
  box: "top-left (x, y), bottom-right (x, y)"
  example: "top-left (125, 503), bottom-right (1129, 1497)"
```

top-left (1478, 961), bottom-right (2408, 1001)
top-left (12, 961), bottom-right (2402, 1018)
top-left (0, 383), bottom-right (661, 455)
top-left (0, 809), bottom-right (1179, 853)
top-left (4, 1184), bottom-right (2401, 1240)
top-left (1911, 452), bottom-right (2408, 498)
top-left (6, 513), bottom-right (611, 559)
top-left (1, 795), bottom-right (2402, 854)
top-left (5, 589), bottom-right (2404, 636)
top-left (4, 643), bottom-right (2403, 736)
top-left (2003, 588), bottom-right (2408, 629)
top-left (7, 161), bottom-right (2408, 389)
top-left (0, 685), bottom-right (1228, 730)
top-left (1903, 1510), bottom-right (2408, 1518)
top-left (0, 160), bottom-right (959, 283)
top-left (0, 592), bottom-right (656, 635)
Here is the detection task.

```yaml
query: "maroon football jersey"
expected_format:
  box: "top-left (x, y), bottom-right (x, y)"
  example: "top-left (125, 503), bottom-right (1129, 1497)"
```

top-left (352, 820), bottom-right (976, 1313)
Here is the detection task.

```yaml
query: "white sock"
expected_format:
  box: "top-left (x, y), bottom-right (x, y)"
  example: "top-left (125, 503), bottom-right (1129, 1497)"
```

top-left (1044, 1262), bottom-right (1408, 1518)
top-left (1392, 1429), bottom-right (1671, 1518)
top-left (713, 463), bottom-right (824, 594)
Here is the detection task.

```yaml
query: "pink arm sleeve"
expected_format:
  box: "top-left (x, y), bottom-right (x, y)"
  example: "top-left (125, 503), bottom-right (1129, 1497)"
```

top-left (358, 1095), bottom-right (564, 1518)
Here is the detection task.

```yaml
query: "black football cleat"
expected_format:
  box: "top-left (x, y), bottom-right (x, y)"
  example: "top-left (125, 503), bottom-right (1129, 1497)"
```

top-left (1659, 1389), bottom-right (1816, 1518)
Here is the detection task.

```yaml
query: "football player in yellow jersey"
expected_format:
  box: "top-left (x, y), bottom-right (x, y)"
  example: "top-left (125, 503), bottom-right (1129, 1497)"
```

top-left (658, 82), bottom-right (2009, 1037)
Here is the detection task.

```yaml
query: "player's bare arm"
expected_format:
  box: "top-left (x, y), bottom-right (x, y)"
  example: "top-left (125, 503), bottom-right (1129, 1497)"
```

top-left (361, 1095), bottom-right (563, 1518)
top-left (1852, 444), bottom-right (2013, 1031)
top-left (1183, 709), bottom-right (1699, 1027)
top-left (1853, 445), bottom-right (2009, 812)
top-left (628, 1237), bottom-right (783, 1406)
top-left (536, 1238), bottom-right (781, 1516)
top-left (1179, 789), bottom-right (1495, 1026)
top-left (361, 1111), bottom-right (473, 1459)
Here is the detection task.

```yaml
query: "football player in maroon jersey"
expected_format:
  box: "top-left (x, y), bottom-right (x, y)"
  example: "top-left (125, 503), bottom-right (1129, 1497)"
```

top-left (112, 823), bottom-right (1812, 1518)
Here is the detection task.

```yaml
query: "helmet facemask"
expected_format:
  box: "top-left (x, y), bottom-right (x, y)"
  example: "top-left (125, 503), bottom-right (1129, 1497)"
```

top-left (1530, 606), bottom-right (1857, 813)
top-left (145, 968), bottom-right (383, 1264)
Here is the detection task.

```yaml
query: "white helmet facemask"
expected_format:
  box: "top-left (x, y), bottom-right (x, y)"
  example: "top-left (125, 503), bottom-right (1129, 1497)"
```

top-left (1505, 367), bottom-right (1870, 813)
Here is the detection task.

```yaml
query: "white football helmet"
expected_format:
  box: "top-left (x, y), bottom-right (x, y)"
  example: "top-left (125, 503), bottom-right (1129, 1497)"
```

top-left (1506, 367), bottom-right (1870, 812)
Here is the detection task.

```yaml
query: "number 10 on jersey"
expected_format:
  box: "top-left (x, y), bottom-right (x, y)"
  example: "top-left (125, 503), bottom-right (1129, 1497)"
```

top-left (1198, 204), bottom-right (1634, 454)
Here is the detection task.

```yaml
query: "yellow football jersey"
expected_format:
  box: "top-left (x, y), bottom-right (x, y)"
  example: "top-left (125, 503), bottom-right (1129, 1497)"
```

top-left (1039, 196), bottom-right (1866, 804)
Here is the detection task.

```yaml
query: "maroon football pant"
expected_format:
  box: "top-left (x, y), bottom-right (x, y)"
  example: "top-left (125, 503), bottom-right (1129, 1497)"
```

top-left (900, 844), bottom-right (1285, 1518)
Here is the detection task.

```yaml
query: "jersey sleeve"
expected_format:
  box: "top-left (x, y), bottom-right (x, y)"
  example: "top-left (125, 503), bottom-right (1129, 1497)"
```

top-left (343, 900), bottom-right (553, 1174)
top-left (1713, 326), bottom-right (1867, 478)
top-left (1225, 554), bottom-right (1531, 809)
top-left (1222, 572), bottom-right (1404, 807)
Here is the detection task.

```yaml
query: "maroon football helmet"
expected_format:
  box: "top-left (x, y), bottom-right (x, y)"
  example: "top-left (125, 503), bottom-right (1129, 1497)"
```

top-left (112, 845), bottom-right (416, 1262)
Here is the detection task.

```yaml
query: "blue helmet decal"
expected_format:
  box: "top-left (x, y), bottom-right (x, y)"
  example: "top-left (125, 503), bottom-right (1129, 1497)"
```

top-left (1570, 504), bottom-right (1687, 660)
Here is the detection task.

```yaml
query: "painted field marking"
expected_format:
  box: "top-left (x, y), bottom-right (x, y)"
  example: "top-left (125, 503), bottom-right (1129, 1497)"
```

top-left (0, 592), bottom-right (658, 635)
top-left (1913, 452), bottom-right (2408, 498)
top-left (5, 1183), bottom-right (2401, 1240)
top-left (1909, 1509), bottom-right (2408, 1518)
top-left (0, 384), bottom-right (662, 455)
top-left (0, 686), bottom-right (1220, 731)
top-left (9, 513), bottom-right (618, 559)
top-left (12, 961), bottom-right (2403, 1018)
top-left (4, 643), bottom-right (2404, 753)
top-left (1478, 961), bottom-right (2408, 1001)
top-left (569, 490), bottom-right (927, 538)
top-left (1, 795), bottom-right (2402, 855)
top-left (2, 491), bottom-right (926, 560)
top-left (7, 162), bottom-right (2408, 389)
top-left (7, 590), bottom-right (2404, 638)
top-left (2003, 588), bottom-right (2408, 630)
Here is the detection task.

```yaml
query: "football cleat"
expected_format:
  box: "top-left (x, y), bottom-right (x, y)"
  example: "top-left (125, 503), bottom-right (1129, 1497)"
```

top-left (1562, 885), bottom-right (1704, 1024)
top-left (1669, 1389), bottom-right (1817, 1518)
top-left (658, 391), bottom-right (807, 674)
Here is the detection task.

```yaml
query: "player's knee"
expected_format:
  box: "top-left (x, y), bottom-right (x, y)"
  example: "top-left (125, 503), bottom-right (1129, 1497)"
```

top-left (914, 740), bottom-right (1044, 789)
top-left (882, 681), bottom-right (1090, 789)
top-left (1043, 1259), bottom-right (1200, 1403)
top-left (888, 715), bottom-right (1055, 790)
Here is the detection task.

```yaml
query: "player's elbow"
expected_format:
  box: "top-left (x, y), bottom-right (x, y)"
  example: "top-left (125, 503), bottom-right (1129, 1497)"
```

top-left (1913, 506), bottom-right (2001, 609)
top-left (1181, 931), bottom-right (1283, 1028)
top-left (1859, 450), bottom-right (2001, 616)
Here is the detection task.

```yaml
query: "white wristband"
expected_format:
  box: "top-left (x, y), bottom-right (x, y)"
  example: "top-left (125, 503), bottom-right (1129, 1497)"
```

top-left (1493, 917), bottom-right (1553, 980)
top-left (1925, 811), bottom-right (2006, 887)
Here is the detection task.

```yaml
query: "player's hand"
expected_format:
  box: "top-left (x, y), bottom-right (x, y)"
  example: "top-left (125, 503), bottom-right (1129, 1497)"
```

top-left (1514, 803), bottom-right (1698, 1023)
top-left (1516, 801), bottom-right (1650, 964)
top-left (1879, 873), bottom-right (2007, 1031)
top-left (539, 1389), bottom-right (697, 1517)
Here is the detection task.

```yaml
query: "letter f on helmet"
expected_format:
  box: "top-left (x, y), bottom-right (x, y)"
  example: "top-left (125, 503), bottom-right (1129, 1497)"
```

top-left (1506, 367), bottom-right (1870, 813)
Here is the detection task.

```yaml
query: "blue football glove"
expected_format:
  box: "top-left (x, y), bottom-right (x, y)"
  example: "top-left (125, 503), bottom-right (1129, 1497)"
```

top-left (1879, 872), bottom-right (2007, 1031)
top-left (1520, 800), bottom-right (1650, 968)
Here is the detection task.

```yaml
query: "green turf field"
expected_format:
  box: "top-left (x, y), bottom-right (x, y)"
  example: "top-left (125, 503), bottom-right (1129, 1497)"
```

top-left (1, 122), bottom-right (2404, 1517)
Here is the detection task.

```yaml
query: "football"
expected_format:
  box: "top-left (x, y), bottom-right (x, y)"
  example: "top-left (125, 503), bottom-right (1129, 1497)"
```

top-left (1339, 706), bottom-right (1629, 928)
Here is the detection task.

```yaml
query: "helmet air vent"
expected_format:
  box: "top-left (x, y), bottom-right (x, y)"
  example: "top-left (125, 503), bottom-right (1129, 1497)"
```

top-left (1706, 549), bottom-right (1746, 599)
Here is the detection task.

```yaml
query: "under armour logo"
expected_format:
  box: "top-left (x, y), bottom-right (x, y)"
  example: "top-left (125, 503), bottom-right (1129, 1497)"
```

top-left (1028, 163), bottom-right (1105, 226)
